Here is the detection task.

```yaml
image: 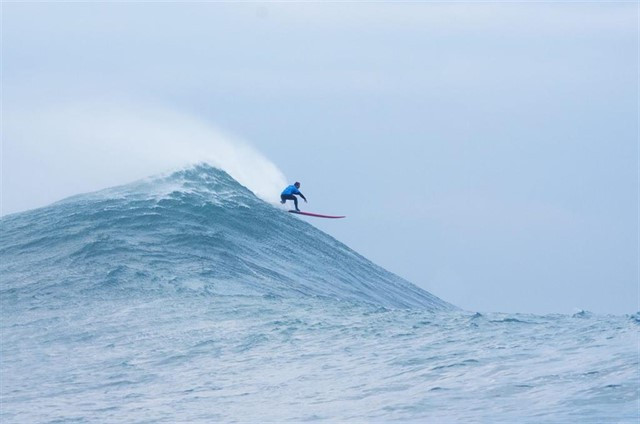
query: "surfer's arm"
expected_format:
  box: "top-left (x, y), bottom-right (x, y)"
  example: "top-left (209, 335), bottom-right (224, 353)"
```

top-left (299, 193), bottom-right (307, 201)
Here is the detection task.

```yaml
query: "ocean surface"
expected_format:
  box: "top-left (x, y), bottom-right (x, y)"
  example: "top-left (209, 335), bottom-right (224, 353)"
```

top-left (1, 164), bottom-right (638, 423)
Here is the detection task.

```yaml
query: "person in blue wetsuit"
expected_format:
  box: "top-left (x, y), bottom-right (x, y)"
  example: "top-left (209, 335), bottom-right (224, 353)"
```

top-left (280, 182), bottom-right (307, 211)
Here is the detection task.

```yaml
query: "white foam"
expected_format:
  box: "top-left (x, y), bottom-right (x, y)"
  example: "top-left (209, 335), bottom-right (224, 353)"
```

top-left (4, 100), bottom-right (287, 213)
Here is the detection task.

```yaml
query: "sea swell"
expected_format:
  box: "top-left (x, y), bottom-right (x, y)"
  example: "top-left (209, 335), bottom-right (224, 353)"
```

top-left (1, 293), bottom-right (637, 423)
top-left (1, 164), bottom-right (636, 423)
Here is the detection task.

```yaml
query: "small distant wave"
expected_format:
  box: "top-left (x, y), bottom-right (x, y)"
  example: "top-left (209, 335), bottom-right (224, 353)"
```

top-left (572, 310), bottom-right (594, 319)
top-left (489, 317), bottom-right (534, 324)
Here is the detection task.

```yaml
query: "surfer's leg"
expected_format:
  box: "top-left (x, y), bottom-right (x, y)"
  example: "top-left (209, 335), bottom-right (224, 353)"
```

top-left (281, 194), bottom-right (297, 209)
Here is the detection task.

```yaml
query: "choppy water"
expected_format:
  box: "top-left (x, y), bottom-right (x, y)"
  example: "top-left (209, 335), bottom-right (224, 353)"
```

top-left (1, 165), bottom-right (638, 422)
top-left (2, 294), bottom-right (638, 423)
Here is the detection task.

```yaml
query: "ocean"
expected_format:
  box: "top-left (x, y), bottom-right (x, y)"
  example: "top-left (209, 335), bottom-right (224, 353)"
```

top-left (1, 164), bottom-right (637, 423)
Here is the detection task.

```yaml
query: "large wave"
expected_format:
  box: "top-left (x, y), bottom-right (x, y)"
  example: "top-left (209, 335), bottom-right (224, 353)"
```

top-left (0, 164), bottom-right (453, 310)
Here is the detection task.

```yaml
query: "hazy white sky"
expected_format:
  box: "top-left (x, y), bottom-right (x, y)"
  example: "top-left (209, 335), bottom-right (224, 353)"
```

top-left (2, 2), bottom-right (637, 314)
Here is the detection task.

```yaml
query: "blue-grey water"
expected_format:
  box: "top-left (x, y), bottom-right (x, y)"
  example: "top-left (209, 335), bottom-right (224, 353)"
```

top-left (1, 165), bottom-right (638, 423)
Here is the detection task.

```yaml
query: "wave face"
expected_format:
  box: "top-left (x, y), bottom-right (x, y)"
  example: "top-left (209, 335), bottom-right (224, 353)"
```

top-left (1, 164), bottom-right (637, 423)
top-left (0, 164), bottom-right (452, 309)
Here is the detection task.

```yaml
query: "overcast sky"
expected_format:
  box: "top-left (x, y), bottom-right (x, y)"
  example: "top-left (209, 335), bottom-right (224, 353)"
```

top-left (2, 2), bottom-right (637, 314)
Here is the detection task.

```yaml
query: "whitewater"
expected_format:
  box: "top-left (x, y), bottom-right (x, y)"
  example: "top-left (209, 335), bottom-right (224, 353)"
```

top-left (1, 164), bottom-right (638, 423)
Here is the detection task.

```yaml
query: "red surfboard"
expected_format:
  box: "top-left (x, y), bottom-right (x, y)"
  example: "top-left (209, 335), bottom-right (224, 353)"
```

top-left (289, 210), bottom-right (346, 219)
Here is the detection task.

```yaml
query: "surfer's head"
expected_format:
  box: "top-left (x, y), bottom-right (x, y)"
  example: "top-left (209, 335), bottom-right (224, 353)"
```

top-left (294, 182), bottom-right (300, 188)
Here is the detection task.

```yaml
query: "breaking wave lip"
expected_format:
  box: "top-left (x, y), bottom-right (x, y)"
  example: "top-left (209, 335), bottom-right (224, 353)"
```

top-left (4, 102), bottom-right (290, 215)
top-left (0, 163), bottom-right (455, 311)
top-left (53, 163), bottom-right (258, 207)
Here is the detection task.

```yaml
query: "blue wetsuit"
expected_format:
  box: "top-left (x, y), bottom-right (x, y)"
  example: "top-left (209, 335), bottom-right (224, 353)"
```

top-left (281, 185), bottom-right (306, 211)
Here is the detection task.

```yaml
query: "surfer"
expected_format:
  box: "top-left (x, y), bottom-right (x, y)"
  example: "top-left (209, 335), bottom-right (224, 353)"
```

top-left (280, 182), bottom-right (307, 212)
